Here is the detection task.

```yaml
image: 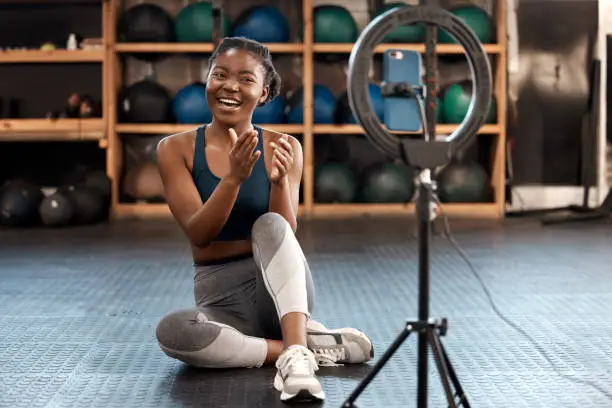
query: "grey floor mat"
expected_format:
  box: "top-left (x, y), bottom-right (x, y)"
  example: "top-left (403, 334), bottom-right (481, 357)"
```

top-left (1, 217), bottom-right (611, 407)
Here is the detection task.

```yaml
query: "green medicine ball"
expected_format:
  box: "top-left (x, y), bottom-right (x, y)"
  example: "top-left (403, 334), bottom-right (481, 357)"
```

top-left (438, 5), bottom-right (494, 44)
top-left (374, 2), bottom-right (425, 43)
top-left (175, 2), bottom-right (231, 42)
top-left (313, 5), bottom-right (358, 43)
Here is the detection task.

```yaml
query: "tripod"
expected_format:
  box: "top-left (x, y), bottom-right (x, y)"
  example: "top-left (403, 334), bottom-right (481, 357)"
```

top-left (342, 84), bottom-right (470, 408)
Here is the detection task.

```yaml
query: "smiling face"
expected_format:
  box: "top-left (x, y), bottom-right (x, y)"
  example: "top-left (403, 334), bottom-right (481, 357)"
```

top-left (205, 48), bottom-right (269, 127)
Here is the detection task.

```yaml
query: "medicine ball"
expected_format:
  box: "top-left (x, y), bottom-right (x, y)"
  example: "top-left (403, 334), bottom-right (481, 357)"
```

top-left (119, 3), bottom-right (175, 42)
top-left (438, 5), bottom-right (494, 44)
top-left (313, 5), bottom-right (358, 43)
top-left (360, 162), bottom-right (415, 203)
top-left (315, 162), bottom-right (357, 203)
top-left (335, 83), bottom-right (384, 124)
top-left (175, 1), bottom-right (231, 42)
top-left (59, 185), bottom-right (105, 225)
top-left (287, 84), bottom-right (336, 124)
top-left (173, 82), bottom-right (212, 124)
top-left (39, 192), bottom-right (74, 227)
top-left (373, 3), bottom-right (424, 43)
top-left (253, 95), bottom-right (286, 124)
top-left (0, 179), bottom-right (44, 227)
top-left (232, 6), bottom-right (290, 43)
top-left (123, 163), bottom-right (165, 203)
top-left (436, 159), bottom-right (490, 203)
top-left (442, 81), bottom-right (496, 124)
top-left (119, 80), bottom-right (173, 123)
top-left (118, 3), bottom-right (175, 61)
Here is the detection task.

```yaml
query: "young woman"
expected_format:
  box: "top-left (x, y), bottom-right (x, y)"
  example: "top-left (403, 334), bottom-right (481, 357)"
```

top-left (154, 37), bottom-right (373, 403)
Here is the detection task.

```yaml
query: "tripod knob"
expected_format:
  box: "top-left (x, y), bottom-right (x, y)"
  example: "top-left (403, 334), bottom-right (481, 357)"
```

top-left (439, 317), bottom-right (448, 336)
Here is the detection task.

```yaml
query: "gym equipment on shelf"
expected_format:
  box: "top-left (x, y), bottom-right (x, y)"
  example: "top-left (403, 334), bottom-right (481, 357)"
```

top-left (123, 163), bottom-right (166, 203)
top-left (335, 83), bottom-right (384, 125)
top-left (314, 162), bottom-right (357, 203)
top-left (118, 3), bottom-right (175, 43)
top-left (438, 5), bottom-right (494, 44)
top-left (287, 84), bottom-right (336, 124)
top-left (360, 161), bottom-right (416, 203)
top-left (374, 3), bottom-right (425, 42)
top-left (173, 82), bottom-right (212, 124)
top-left (118, 3), bottom-right (175, 61)
top-left (442, 80), bottom-right (496, 124)
top-left (343, 4), bottom-right (492, 408)
top-left (435, 157), bottom-right (490, 202)
top-left (232, 6), bottom-right (290, 43)
top-left (175, 1), bottom-right (230, 42)
top-left (118, 80), bottom-right (174, 123)
top-left (313, 5), bottom-right (358, 43)
top-left (253, 95), bottom-right (286, 124)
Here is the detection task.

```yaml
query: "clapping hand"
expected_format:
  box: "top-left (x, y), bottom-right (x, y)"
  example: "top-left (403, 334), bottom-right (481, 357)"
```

top-left (269, 135), bottom-right (293, 183)
top-left (227, 128), bottom-right (261, 184)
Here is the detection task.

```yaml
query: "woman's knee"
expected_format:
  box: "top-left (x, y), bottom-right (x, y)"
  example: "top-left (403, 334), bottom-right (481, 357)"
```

top-left (251, 212), bottom-right (291, 243)
top-left (155, 308), bottom-right (268, 369)
top-left (155, 308), bottom-right (221, 355)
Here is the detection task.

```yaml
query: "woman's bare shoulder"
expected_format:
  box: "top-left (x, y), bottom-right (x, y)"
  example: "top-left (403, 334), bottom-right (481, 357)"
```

top-left (157, 129), bottom-right (198, 159)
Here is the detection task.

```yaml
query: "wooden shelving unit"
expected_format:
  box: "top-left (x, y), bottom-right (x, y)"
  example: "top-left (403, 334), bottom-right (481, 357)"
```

top-left (107, 0), bottom-right (507, 220)
top-left (0, 49), bottom-right (105, 63)
top-left (0, 1), bottom-right (109, 145)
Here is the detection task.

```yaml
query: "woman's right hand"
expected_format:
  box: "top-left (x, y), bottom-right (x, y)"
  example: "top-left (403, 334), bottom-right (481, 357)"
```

top-left (226, 127), bottom-right (261, 185)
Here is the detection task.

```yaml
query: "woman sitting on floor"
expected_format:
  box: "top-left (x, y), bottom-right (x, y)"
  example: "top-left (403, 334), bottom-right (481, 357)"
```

top-left (154, 36), bottom-right (374, 403)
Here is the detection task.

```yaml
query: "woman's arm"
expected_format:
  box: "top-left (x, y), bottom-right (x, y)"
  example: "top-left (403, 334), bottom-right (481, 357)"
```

top-left (268, 135), bottom-right (303, 232)
top-left (156, 135), bottom-right (241, 247)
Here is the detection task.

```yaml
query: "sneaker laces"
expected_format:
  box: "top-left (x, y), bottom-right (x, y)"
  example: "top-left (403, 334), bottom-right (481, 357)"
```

top-left (280, 346), bottom-right (319, 375)
top-left (311, 347), bottom-right (345, 367)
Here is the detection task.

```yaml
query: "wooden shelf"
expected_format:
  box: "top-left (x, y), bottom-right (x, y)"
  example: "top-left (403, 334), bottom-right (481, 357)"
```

top-left (115, 42), bottom-right (304, 54)
top-left (0, 119), bottom-right (105, 141)
top-left (116, 123), bottom-right (304, 135)
top-left (106, 0), bottom-right (507, 220)
top-left (114, 43), bottom-right (500, 56)
top-left (310, 202), bottom-right (500, 218)
top-left (313, 43), bottom-right (502, 54)
top-left (0, 49), bottom-right (104, 63)
top-left (113, 202), bottom-right (500, 219)
top-left (314, 124), bottom-right (501, 134)
top-left (114, 123), bottom-right (498, 136)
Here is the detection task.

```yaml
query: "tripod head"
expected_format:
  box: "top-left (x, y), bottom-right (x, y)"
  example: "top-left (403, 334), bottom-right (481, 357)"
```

top-left (346, 5), bottom-right (493, 170)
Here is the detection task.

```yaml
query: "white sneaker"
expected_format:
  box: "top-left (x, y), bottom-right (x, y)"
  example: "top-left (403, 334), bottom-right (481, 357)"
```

top-left (306, 320), bottom-right (374, 366)
top-left (274, 345), bottom-right (325, 402)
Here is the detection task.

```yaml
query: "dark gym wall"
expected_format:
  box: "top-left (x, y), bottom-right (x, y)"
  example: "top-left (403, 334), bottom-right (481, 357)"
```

top-left (509, 0), bottom-right (598, 185)
top-left (0, 2), bottom-right (104, 188)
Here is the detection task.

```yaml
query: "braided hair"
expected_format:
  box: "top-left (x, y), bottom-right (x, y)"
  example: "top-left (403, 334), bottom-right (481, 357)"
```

top-left (208, 37), bottom-right (281, 106)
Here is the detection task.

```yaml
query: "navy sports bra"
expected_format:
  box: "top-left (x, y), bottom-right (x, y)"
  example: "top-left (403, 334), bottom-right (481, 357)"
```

top-left (191, 125), bottom-right (270, 241)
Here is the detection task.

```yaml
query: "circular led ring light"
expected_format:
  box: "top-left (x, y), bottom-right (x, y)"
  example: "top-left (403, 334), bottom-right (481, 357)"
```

top-left (347, 5), bottom-right (493, 159)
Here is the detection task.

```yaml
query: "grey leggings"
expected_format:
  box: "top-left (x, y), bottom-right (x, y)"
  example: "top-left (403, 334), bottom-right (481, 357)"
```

top-left (192, 251), bottom-right (314, 340)
top-left (156, 212), bottom-right (316, 363)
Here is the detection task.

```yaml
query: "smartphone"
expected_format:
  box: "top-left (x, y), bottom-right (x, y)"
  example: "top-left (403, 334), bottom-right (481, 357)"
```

top-left (382, 49), bottom-right (423, 132)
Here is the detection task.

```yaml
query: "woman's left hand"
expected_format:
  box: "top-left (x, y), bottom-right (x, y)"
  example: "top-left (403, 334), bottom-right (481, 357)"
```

top-left (269, 135), bottom-right (293, 183)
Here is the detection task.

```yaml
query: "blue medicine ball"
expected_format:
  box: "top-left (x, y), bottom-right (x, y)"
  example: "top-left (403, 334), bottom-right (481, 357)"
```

top-left (173, 82), bottom-right (212, 124)
top-left (287, 84), bottom-right (336, 124)
top-left (344, 83), bottom-right (384, 124)
top-left (253, 96), bottom-right (286, 124)
top-left (232, 6), bottom-right (290, 43)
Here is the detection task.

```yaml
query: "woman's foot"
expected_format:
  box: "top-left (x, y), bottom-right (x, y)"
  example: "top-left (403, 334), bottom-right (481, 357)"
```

top-left (306, 319), bottom-right (374, 366)
top-left (274, 345), bottom-right (325, 402)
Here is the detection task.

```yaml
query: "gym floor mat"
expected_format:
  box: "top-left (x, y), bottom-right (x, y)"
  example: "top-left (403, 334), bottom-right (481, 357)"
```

top-left (1, 217), bottom-right (611, 407)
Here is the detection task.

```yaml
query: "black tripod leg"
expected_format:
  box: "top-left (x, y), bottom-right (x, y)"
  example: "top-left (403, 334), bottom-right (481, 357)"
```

top-left (433, 334), bottom-right (471, 407)
top-left (342, 324), bottom-right (413, 407)
top-left (428, 331), bottom-right (458, 408)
